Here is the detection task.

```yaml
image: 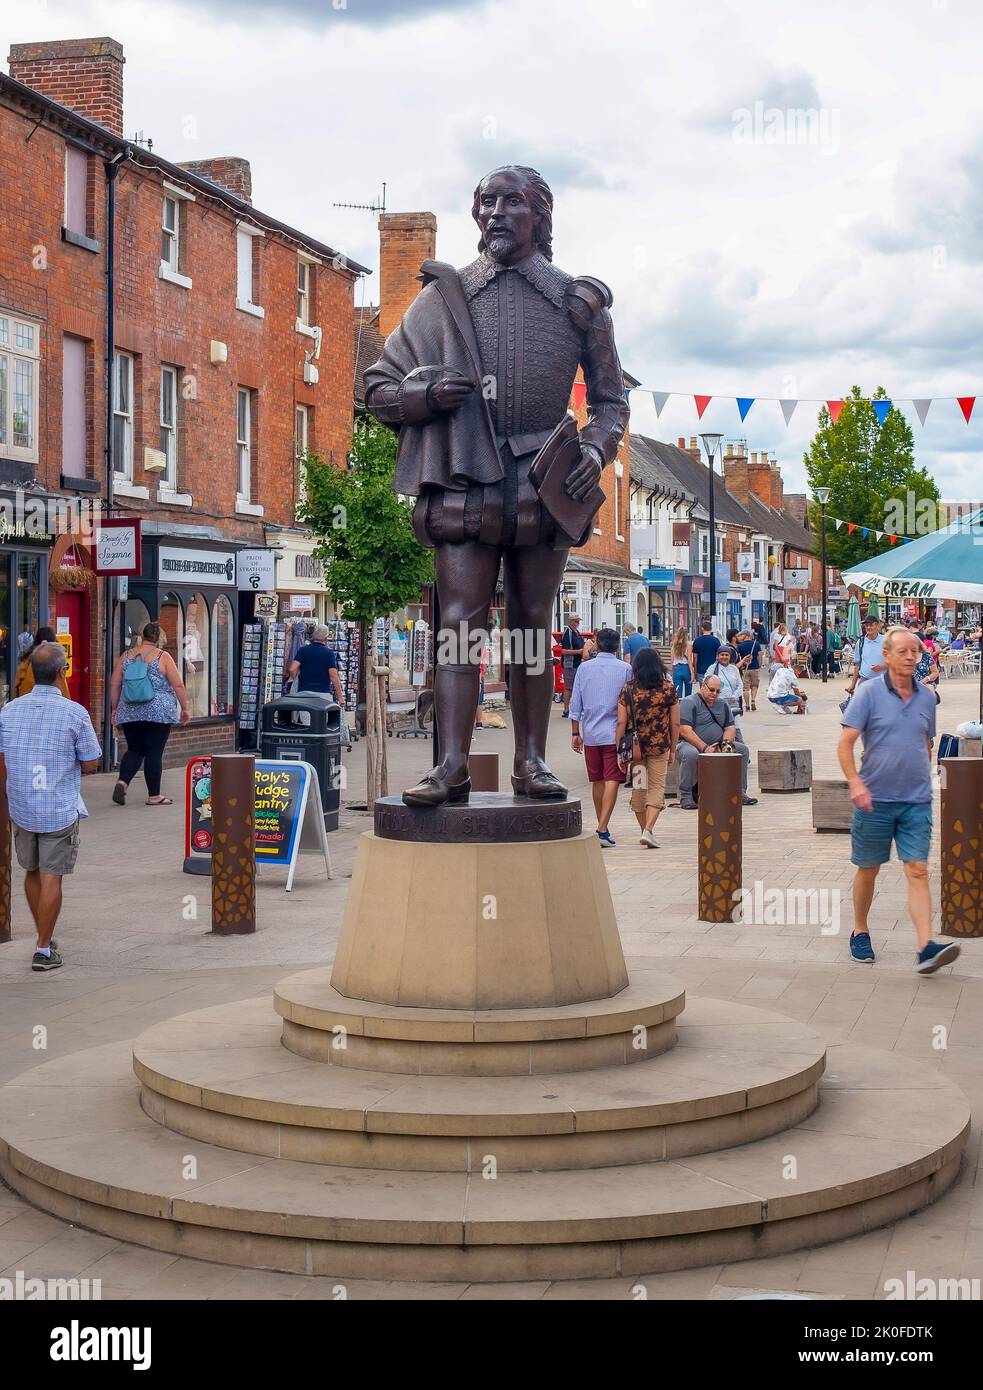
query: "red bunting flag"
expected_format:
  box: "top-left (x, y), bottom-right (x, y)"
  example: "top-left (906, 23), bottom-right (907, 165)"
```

top-left (694, 395), bottom-right (712, 419)
top-left (957, 396), bottom-right (976, 423)
top-left (827, 400), bottom-right (844, 424)
top-left (889, 535), bottom-right (897, 545)
top-left (571, 382), bottom-right (587, 410)
top-left (847, 523), bottom-right (856, 535)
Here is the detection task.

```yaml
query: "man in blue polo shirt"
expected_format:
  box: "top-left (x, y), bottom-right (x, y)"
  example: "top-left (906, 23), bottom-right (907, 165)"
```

top-left (838, 625), bottom-right (960, 974)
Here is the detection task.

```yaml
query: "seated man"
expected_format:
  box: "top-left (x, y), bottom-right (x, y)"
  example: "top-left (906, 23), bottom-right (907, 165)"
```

top-left (768, 663), bottom-right (808, 714)
top-left (676, 673), bottom-right (757, 810)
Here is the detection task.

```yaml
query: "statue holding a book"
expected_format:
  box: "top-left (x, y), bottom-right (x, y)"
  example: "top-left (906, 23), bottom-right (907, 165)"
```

top-left (365, 165), bottom-right (629, 807)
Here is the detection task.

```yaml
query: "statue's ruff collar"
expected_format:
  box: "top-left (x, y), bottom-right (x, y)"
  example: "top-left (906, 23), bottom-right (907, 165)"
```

top-left (458, 251), bottom-right (569, 308)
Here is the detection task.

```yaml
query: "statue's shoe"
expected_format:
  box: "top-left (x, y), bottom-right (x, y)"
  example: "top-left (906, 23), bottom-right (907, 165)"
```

top-left (511, 768), bottom-right (567, 799)
top-left (402, 772), bottom-right (472, 808)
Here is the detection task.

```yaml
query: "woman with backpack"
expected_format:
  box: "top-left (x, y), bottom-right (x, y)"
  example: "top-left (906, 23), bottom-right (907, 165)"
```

top-left (108, 621), bottom-right (189, 806)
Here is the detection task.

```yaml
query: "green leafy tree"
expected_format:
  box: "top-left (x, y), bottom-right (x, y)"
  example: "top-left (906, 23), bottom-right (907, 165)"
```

top-left (298, 417), bottom-right (433, 623)
top-left (804, 386), bottom-right (941, 573)
top-left (298, 418), bottom-right (434, 799)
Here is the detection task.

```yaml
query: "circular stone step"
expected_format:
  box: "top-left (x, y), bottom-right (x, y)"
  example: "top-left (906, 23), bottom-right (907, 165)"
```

top-left (275, 967), bottom-right (685, 1073)
top-left (130, 995), bottom-right (827, 1171)
top-left (0, 1039), bottom-right (967, 1283)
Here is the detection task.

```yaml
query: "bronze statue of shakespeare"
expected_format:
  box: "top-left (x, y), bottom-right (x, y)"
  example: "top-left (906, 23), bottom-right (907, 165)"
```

top-left (365, 165), bottom-right (628, 807)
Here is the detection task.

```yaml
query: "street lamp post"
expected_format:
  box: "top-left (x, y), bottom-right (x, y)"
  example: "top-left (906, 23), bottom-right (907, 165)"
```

top-left (816, 486), bottom-right (831, 684)
top-left (700, 432), bottom-right (723, 632)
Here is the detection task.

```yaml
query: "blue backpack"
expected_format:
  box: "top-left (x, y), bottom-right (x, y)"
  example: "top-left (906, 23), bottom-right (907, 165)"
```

top-left (122, 652), bottom-right (157, 703)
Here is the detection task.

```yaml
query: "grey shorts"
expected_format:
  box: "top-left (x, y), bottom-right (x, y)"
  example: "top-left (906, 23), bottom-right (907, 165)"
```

top-left (13, 818), bottom-right (81, 876)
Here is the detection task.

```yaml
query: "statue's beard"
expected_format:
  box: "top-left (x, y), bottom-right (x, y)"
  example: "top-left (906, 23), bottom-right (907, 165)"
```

top-left (485, 230), bottom-right (517, 260)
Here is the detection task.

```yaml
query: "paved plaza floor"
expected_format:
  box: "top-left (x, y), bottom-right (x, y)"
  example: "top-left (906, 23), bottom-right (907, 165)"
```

top-left (1, 671), bottom-right (981, 1300)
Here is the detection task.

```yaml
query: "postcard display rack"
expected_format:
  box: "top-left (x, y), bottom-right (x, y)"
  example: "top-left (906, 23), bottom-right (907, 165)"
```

top-left (238, 619), bottom-right (288, 746)
top-left (324, 620), bottom-right (362, 712)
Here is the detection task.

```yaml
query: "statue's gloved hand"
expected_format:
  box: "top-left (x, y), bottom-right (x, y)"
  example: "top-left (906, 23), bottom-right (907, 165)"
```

top-left (564, 442), bottom-right (603, 501)
top-left (426, 372), bottom-right (476, 413)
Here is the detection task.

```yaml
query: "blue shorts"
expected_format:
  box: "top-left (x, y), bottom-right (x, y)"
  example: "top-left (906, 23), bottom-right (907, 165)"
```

top-left (851, 800), bottom-right (932, 867)
top-left (769, 694), bottom-right (800, 706)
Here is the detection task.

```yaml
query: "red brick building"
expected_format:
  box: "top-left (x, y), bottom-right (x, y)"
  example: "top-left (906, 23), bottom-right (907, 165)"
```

top-left (0, 37), bottom-right (366, 763)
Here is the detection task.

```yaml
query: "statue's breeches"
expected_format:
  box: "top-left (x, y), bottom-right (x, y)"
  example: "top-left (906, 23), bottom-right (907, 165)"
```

top-left (411, 444), bottom-right (569, 551)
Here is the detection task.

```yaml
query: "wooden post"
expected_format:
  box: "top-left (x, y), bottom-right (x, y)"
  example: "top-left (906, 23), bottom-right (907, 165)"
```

top-left (697, 752), bottom-right (743, 923)
top-left (211, 755), bottom-right (256, 935)
top-left (366, 664), bottom-right (389, 804)
top-left (0, 762), bottom-right (10, 944)
top-left (940, 758), bottom-right (983, 938)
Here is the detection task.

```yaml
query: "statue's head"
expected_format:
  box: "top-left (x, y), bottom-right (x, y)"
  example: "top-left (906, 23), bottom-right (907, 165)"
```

top-left (472, 166), bottom-right (554, 264)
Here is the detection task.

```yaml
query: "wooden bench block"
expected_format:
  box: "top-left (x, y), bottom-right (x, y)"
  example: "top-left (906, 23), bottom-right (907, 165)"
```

top-left (665, 762), bottom-right (679, 797)
top-left (812, 778), bottom-right (853, 832)
top-left (959, 737), bottom-right (982, 759)
top-left (758, 748), bottom-right (813, 792)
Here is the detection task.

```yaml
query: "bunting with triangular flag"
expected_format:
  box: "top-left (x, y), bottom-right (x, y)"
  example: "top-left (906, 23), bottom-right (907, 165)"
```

top-left (694, 395), bottom-right (712, 419)
top-left (912, 399), bottom-right (932, 426)
top-left (827, 400), bottom-right (844, 424)
top-left (872, 399), bottom-right (892, 425)
top-left (651, 391), bottom-right (671, 417)
top-left (779, 399), bottom-right (797, 426)
top-left (571, 382), bottom-right (587, 410)
top-left (957, 396), bottom-right (976, 423)
top-left (736, 397), bottom-right (755, 422)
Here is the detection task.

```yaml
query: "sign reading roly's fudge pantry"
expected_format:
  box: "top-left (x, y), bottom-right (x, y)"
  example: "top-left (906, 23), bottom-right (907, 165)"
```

top-left (157, 546), bottom-right (236, 585)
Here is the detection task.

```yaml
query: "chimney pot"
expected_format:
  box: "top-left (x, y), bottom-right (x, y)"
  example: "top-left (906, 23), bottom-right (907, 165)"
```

top-left (677, 436), bottom-right (685, 448)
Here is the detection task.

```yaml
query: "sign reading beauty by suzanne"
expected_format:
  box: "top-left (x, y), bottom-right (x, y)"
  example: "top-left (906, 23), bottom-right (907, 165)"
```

top-left (94, 519), bottom-right (142, 576)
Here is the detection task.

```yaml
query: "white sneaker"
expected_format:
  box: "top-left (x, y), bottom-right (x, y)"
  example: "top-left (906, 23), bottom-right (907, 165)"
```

top-left (639, 829), bottom-right (659, 849)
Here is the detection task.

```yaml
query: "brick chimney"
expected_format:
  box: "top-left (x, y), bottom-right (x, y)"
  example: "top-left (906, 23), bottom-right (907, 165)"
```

top-left (8, 37), bottom-right (125, 136)
top-left (378, 212), bottom-right (436, 337)
top-left (178, 157), bottom-right (252, 204)
top-left (784, 492), bottom-right (808, 528)
top-left (723, 444), bottom-right (751, 507)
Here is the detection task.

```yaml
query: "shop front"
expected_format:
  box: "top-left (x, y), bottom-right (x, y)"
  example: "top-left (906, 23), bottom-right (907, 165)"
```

top-left (121, 532), bottom-right (241, 766)
top-left (0, 529), bottom-right (51, 706)
top-left (267, 528), bottom-right (333, 625)
top-left (643, 570), bottom-right (705, 643)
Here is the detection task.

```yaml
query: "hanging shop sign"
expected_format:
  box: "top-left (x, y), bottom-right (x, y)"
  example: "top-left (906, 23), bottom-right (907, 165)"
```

top-left (254, 593), bottom-right (278, 618)
top-left (784, 568), bottom-right (810, 588)
top-left (236, 548), bottom-right (276, 592)
top-left (736, 551), bottom-right (754, 576)
top-left (94, 519), bottom-right (142, 576)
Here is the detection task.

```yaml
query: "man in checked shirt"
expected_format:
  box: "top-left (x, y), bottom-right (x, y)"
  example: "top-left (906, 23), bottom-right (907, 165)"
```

top-left (0, 642), bottom-right (101, 972)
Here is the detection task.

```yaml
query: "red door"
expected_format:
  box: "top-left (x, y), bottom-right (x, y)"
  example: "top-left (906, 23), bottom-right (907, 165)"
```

top-left (55, 589), bottom-right (90, 708)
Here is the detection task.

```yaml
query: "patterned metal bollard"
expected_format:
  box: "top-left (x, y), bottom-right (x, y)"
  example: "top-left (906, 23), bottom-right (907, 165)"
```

top-left (697, 752), bottom-right (743, 923)
top-left (211, 755), bottom-right (257, 935)
top-left (940, 758), bottom-right (983, 938)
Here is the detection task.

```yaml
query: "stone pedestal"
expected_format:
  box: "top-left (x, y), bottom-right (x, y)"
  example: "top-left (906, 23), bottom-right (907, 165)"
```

top-left (812, 778), bottom-right (853, 833)
top-left (330, 795), bottom-right (628, 1010)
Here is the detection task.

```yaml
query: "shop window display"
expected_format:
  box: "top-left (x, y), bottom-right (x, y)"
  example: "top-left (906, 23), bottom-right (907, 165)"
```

top-left (210, 594), bottom-right (234, 716)
top-left (184, 593), bottom-right (210, 720)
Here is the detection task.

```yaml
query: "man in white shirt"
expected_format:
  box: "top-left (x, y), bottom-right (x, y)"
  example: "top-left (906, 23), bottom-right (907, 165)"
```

top-left (768, 664), bottom-right (807, 714)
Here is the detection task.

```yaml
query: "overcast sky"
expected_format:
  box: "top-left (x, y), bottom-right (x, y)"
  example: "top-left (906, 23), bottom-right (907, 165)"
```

top-left (11, 0), bottom-right (983, 503)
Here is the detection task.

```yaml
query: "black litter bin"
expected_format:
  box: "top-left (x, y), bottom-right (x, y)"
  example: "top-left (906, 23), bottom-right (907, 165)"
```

top-left (261, 693), bottom-right (343, 831)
